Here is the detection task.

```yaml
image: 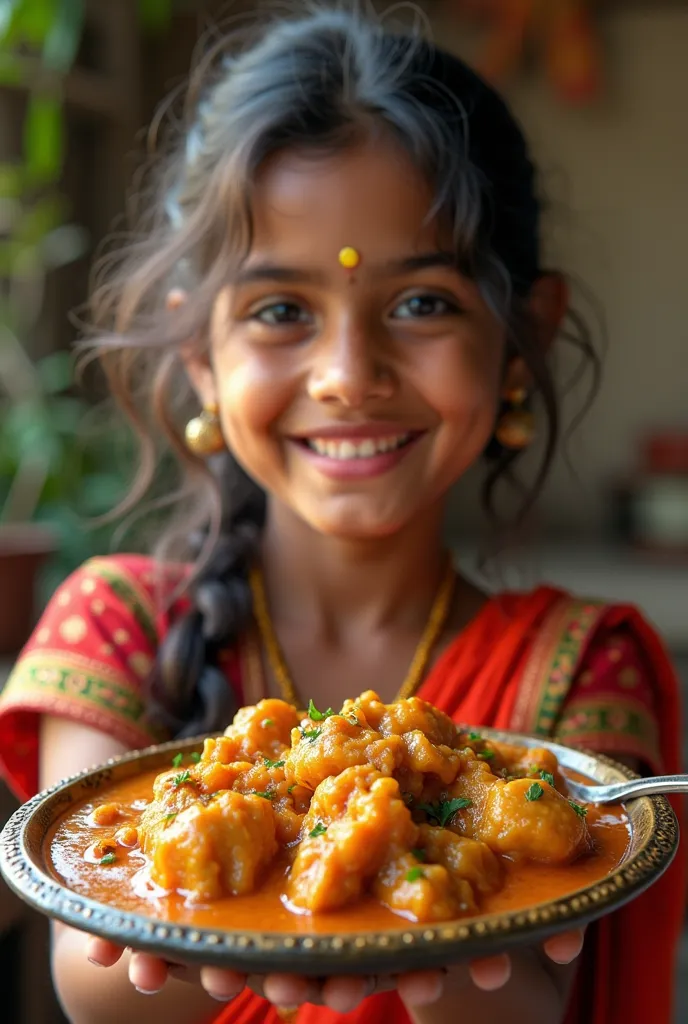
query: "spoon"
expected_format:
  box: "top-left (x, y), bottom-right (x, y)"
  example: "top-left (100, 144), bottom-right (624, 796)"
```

top-left (565, 774), bottom-right (688, 806)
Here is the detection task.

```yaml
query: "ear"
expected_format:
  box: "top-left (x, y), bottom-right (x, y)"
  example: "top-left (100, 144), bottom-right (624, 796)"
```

top-left (527, 272), bottom-right (569, 352)
top-left (167, 288), bottom-right (218, 410)
top-left (501, 273), bottom-right (569, 397)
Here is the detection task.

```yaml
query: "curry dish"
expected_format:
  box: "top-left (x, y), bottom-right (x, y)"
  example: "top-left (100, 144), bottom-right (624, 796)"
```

top-left (48, 693), bottom-right (631, 928)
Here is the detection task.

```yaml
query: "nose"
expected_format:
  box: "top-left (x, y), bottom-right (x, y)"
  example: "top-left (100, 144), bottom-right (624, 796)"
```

top-left (307, 316), bottom-right (395, 408)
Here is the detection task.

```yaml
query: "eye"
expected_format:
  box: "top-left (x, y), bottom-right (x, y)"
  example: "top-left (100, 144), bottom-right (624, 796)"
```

top-left (250, 301), bottom-right (312, 326)
top-left (391, 294), bottom-right (460, 320)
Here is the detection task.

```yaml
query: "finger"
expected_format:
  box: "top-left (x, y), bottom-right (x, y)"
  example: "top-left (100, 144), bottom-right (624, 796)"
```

top-left (128, 951), bottom-right (169, 995)
top-left (469, 953), bottom-right (512, 991)
top-left (200, 967), bottom-right (247, 1003)
top-left (85, 936), bottom-right (125, 968)
top-left (396, 970), bottom-right (445, 1007)
top-left (262, 974), bottom-right (317, 1007)
top-left (321, 976), bottom-right (374, 1013)
top-left (543, 928), bottom-right (585, 965)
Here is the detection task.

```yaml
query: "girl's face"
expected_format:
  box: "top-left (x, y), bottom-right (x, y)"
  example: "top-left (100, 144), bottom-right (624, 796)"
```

top-left (201, 138), bottom-right (506, 539)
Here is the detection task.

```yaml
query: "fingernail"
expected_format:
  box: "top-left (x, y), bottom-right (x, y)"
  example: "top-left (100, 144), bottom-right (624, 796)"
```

top-left (87, 958), bottom-right (104, 968)
top-left (209, 993), bottom-right (237, 1003)
top-left (135, 987), bottom-right (160, 996)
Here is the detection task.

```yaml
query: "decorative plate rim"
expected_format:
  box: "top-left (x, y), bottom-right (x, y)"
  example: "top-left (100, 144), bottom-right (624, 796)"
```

top-left (0, 728), bottom-right (680, 974)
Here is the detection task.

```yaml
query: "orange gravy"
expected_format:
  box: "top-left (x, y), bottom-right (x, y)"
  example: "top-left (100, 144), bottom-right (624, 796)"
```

top-left (47, 768), bottom-right (631, 933)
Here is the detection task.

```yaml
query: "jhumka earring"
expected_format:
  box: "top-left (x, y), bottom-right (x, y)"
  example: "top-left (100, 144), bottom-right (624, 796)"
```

top-left (184, 403), bottom-right (225, 457)
top-left (495, 387), bottom-right (536, 450)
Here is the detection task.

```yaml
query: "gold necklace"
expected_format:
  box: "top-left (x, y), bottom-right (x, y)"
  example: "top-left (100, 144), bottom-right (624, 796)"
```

top-left (248, 560), bottom-right (456, 707)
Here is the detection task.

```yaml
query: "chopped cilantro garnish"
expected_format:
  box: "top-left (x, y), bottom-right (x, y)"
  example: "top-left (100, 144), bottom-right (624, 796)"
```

top-left (163, 813), bottom-right (177, 825)
top-left (479, 749), bottom-right (495, 761)
top-left (172, 753), bottom-right (184, 768)
top-left (540, 771), bottom-right (555, 788)
top-left (406, 867), bottom-right (425, 882)
top-left (100, 853), bottom-right (116, 866)
top-left (569, 800), bottom-right (588, 817)
top-left (263, 757), bottom-right (286, 769)
top-left (417, 797), bottom-right (472, 828)
top-left (468, 731), bottom-right (482, 742)
top-left (287, 784), bottom-right (296, 794)
top-left (301, 727), bottom-right (322, 743)
top-left (253, 790), bottom-right (275, 800)
top-left (190, 752), bottom-right (201, 764)
top-left (525, 782), bottom-right (544, 802)
top-left (411, 848), bottom-right (426, 862)
top-left (307, 699), bottom-right (335, 722)
top-left (309, 822), bottom-right (328, 838)
top-left (262, 718), bottom-right (275, 728)
top-left (172, 771), bottom-right (192, 787)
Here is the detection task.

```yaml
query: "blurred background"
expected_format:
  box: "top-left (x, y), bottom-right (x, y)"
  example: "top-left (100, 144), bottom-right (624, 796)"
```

top-left (0, 1), bottom-right (686, 1020)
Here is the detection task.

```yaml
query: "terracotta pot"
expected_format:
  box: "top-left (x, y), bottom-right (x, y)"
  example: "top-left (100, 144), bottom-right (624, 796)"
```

top-left (0, 525), bottom-right (56, 656)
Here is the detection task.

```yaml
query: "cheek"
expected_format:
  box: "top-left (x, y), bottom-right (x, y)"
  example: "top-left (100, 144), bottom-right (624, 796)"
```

top-left (213, 352), bottom-right (293, 450)
top-left (420, 337), bottom-right (503, 427)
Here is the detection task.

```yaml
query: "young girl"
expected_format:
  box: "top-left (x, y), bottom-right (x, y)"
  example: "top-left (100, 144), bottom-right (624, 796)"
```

top-left (0, 8), bottom-right (683, 1024)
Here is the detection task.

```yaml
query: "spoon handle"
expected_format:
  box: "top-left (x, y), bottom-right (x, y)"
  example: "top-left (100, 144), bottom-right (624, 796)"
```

top-left (591, 774), bottom-right (688, 804)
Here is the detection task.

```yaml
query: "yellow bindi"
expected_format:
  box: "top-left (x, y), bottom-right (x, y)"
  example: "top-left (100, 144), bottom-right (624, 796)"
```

top-left (338, 246), bottom-right (361, 270)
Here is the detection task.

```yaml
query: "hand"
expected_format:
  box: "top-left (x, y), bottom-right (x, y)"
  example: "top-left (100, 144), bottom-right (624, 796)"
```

top-left (85, 927), bottom-right (584, 1011)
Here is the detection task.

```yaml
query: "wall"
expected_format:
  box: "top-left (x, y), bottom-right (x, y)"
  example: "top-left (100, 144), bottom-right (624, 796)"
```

top-left (441, 6), bottom-right (688, 537)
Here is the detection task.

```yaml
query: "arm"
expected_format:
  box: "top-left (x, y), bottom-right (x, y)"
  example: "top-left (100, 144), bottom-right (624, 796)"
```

top-left (41, 717), bottom-right (227, 1024)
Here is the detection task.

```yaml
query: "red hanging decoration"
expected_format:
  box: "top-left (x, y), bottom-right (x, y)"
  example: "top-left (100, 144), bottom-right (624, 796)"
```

top-left (451, 0), bottom-right (602, 105)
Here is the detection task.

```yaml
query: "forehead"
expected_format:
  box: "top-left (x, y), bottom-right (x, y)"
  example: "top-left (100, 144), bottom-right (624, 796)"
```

top-left (250, 138), bottom-right (445, 258)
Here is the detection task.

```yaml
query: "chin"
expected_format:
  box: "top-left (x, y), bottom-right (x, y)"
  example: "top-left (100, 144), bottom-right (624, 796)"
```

top-left (304, 510), bottom-right (410, 542)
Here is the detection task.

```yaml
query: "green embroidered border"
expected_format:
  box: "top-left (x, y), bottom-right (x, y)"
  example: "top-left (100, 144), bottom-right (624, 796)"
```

top-left (531, 600), bottom-right (606, 737)
top-left (85, 558), bottom-right (158, 647)
top-left (4, 655), bottom-right (148, 728)
top-left (556, 698), bottom-right (660, 753)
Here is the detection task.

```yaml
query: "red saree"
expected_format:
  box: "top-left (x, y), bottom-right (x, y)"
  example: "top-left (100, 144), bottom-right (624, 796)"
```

top-left (0, 556), bottom-right (684, 1024)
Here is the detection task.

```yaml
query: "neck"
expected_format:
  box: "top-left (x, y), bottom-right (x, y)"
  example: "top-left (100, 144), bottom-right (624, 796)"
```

top-left (260, 500), bottom-right (449, 638)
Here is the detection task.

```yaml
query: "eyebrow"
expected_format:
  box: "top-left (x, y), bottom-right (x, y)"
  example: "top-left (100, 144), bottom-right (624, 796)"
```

top-left (232, 250), bottom-right (458, 287)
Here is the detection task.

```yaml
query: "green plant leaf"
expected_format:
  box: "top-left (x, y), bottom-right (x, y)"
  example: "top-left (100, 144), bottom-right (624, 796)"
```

top-left (0, 0), bottom-right (30, 44)
top-left (0, 51), bottom-right (24, 85)
top-left (24, 93), bottom-right (64, 183)
top-left (36, 351), bottom-right (73, 393)
top-left (12, 0), bottom-right (57, 46)
top-left (42, 0), bottom-right (84, 73)
top-left (0, 163), bottom-right (24, 197)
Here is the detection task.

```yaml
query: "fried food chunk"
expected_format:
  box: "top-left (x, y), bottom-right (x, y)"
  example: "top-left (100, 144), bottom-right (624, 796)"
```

top-left (373, 851), bottom-right (476, 922)
top-left (287, 767), bottom-right (416, 912)
top-left (478, 777), bottom-right (591, 864)
top-left (285, 714), bottom-right (406, 791)
top-left (140, 790), bottom-right (277, 901)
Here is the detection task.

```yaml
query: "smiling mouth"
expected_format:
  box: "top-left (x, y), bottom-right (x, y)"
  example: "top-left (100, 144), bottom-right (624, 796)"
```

top-left (297, 433), bottom-right (418, 461)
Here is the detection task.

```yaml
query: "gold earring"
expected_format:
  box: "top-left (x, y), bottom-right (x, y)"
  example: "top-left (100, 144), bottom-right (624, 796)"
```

top-left (495, 388), bottom-right (535, 450)
top-left (184, 403), bottom-right (225, 456)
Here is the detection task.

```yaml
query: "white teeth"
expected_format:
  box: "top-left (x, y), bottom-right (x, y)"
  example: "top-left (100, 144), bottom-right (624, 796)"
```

top-left (307, 434), bottom-right (411, 460)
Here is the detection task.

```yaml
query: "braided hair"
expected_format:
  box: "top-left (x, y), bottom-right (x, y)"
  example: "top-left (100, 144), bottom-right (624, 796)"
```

top-left (88, 8), bottom-right (598, 738)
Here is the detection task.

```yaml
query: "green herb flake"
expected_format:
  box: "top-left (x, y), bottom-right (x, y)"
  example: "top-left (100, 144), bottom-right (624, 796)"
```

top-left (172, 771), bottom-right (192, 787)
top-left (100, 853), bottom-right (116, 866)
top-left (525, 782), bottom-right (545, 802)
top-left (406, 866), bottom-right (425, 883)
top-left (263, 757), bottom-right (286, 769)
top-left (479, 749), bottom-right (495, 761)
top-left (309, 822), bottom-right (328, 838)
top-left (411, 848), bottom-right (426, 862)
top-left (253, 790), bottom-right (275, 801)
top-left (301, 727), bottom-right (322, 744)
top-left (262, 718), bottom-right (275, 728)
top-left (287, 784), bottom-right (297, 794)
top-left (190, 752), bottom-right (202, 764)
top-left (569, 800), bottom-right (588, 817)
top-left (468, 731), bottom-right (482, 742)
top-left (417, 797), bottom-right (472, 828)
top-left (172, 752), bottom-right (184, 768)
top-left (540, 771), bottom-right (555, 788)
top-left (307, 699), bottom-right (335, 722)
top-left (163, 813), bottom-right (177, 825)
